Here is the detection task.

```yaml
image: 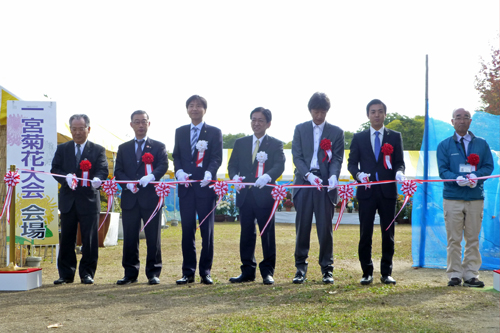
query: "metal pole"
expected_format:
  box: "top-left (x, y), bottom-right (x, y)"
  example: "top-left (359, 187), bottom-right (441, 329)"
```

top-left (9, 165), bottom-right (16, 265)
top-left (419, 55), bottom-right (430, 267)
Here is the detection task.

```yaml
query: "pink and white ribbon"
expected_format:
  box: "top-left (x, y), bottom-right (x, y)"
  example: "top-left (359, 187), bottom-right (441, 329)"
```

top-left (141, 182), bottom-right (171, 231)
top-left (99, 178), bottom-right (118, 231)
top-left (70, 174), bottom-right (78, 190)
top-left (260, 185), bottom-right (287, 236)
top-left (145, 164), bottom-right (153, 175)
top-left (314, 177), bottom-right (322, 191)
top-left (81, 171), bottom-right (89, 187)
top-left (196, 140), bottom-right (208, 167)
top-left (255, 162), bottom-right (265, 177)
top-left (384, 155), bottom-right (392, 170)
top-left (198, 181), bottom-right (229, 229)
top-left (335, 185), bottom-right (354, 231)
top-left (0, 171), bottom-right (21, 224)
top-left (386, 180), bottom-right (417, 231)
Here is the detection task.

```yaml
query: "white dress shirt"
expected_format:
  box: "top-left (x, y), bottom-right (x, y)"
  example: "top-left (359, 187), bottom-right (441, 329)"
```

top-left (370, 125), bottom-right (385, 155)
top-left (310, 121), bottom-right (325, 170)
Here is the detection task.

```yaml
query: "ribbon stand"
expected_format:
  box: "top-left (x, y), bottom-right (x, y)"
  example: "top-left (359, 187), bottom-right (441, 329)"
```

top-left (0, 165), bottom-right (42, 291)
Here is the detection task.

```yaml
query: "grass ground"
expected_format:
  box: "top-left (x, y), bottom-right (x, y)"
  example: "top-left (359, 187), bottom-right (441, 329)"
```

top-left (0, 222), bottom-right (498, 332)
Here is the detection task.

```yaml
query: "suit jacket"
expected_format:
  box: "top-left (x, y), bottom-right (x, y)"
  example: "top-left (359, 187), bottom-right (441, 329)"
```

top-left (114, 138), bottom-right (169, 210)
top-left (228, 135), bottom-right (286, 209)
top-left (172, 123), bottom-right (223, 198)
top-left (51, 140), bottom-right (108, 215)
top-left (292, 121), bottom-right (344, 204)
top-left (347, 128), bottom-right (405, 200)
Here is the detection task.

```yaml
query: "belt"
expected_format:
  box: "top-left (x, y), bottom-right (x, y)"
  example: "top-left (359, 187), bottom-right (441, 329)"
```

top-left (310, 169), bottom-right (321, 176)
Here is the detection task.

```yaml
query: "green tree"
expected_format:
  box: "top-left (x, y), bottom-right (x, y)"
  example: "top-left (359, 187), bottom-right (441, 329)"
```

top-left (357, 113), bottom-right (424, 150)
top-left (475, 47), bottom-right (500, 115)
top-left (344, 131), bottom-right (354, 149)
top-left (283, 141), bottom-right (292, 149)
top-left (223, 133), bottom-right (247, 149)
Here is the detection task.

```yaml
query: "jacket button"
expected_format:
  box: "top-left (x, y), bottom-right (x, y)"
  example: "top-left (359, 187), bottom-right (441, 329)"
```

top-left (191, 162), bottom-right (193, 164)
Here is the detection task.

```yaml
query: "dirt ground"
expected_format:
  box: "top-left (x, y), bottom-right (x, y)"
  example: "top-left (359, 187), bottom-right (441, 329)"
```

top-left (0, 223), bottom-right (498, 332)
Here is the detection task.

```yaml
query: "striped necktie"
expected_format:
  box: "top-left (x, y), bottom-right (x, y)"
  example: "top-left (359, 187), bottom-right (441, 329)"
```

top-left (136, 139), bottom-right (144, 164)
top-left (76, 144), bottom-right (82, 166)
top-left (191, 127), bottom-right (199, 156)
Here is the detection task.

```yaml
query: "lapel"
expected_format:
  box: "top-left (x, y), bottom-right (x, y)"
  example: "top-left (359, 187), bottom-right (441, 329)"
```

top-left (304, 121), bottom-right (314, 162)
top-left (252, 135), bottom-right (268, 168)
top-left (68, 141), bottom-right (78, 173)
top-left (192, 123), bottom-right (209, 161)
top-left (81, 141), bottom-right (92, 163)
top-left (364, 129), bottom-right (378, 163)
top-left (318, 123), bottom-right (331, 163)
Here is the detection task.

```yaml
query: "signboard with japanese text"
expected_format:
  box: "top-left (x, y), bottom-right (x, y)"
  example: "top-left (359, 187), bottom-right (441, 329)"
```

top-left (6, 100), bottom-right (58, 245)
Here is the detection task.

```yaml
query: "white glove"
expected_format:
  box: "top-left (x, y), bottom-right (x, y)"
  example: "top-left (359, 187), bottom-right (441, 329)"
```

top-left (456, 176), bottom-right (470, 187)
top-left (307, 173), bottom-right (321, 185)
top-left (176, 170), bottom-right (192, 187)
top-left (66, 173), bottom-right (74, 187)
top-left (91, 177), bottom-right (102, 189)
top-left (139, 174), bottom-right (155, 187)
top-left (357, 172), bottom-right (371, 183)
top-left (395, 171), bottom-right (406, 184)
top-left (232, 175), bottom-right (245, 192)
top-left (255, 174), bottom-right (271, 189)
top-left (200, 171), bottom-right (212, 187)
top-left (126, 183), bottom-right (139, 194)
top-left (328, 175), bottom-right (338, 191)
top-left (468, 173), bottom-right (478, 188)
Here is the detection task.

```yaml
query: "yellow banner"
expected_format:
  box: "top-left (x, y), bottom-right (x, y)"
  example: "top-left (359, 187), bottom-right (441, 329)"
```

top-left (0, 87), bottom-right (20, 125)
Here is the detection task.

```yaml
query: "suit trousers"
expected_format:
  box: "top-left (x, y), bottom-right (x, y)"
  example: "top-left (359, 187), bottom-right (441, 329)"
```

top-left (294, 188), bottom-right (334, 275)
top-left (357, 185), bottom-right (396, 277)
top-left (58, 203), bottom-right (99, 280)
top-left (121, 202), bottom-right (162, 279)
top-left (179, 190), bottom-right (215, 277)
top-left (238, 190), bottom-right (276, 278)
top-left (443, 199), bottom-right (483, 280)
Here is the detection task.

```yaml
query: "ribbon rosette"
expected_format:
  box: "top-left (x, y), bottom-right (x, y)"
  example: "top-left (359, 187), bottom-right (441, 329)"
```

top-left (320, 139), bottom-right (332, 163)
top-left (99, 178), bottom-right (118, 231)
top-left (80, 160), bottom-right (92, 187)
top-left (335, 184), bottom-right (354, 231)
top-left (386, 180), bottom-right (417, 231)
top-left (142, 153), bottom-right (154, 175)
top-left (260, 185), bottom-right (287, 236)
top-left (255, 151), bottom-right (268, 177)
top-left (195, 140), bottom-right (208, 167)
top-left (381, 143), bottom-right (393, 170)
top-left (141, 182), bottom-right (171, 231)
top-left (0, 171), bottom-right (21, 224)
top-left (467, 153), bottom-right (479, 172)
top-left (197, 180), bottom-right (229, 229)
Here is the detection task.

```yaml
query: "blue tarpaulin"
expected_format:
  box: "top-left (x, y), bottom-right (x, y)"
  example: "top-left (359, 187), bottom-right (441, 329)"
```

top-left (412, 111), bottom-right (500, 270)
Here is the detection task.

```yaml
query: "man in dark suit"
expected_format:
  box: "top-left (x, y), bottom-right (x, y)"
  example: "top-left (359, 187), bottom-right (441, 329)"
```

top-left (115, 110), bottom-right (169, 285)
top-left (348, 99), bottom-right (406, 285)
top-left (227, 107), bottom-right (285, 285)
top-left (51, 114), bottom-right (108, 285)
top-left (291, 92), bottom-right (344, 284)
top-left (173, 95), bottom-right (223, 285)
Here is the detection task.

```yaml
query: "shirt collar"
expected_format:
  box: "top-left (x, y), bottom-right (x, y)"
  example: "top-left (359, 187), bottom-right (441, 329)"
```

top-left (75, 140), bottom-right (87, 148)
top-left (312, 121), bottom-right (326, 130)
top-left (456, 132), bottom-right (472, 142)
top-left (370, 125), bottom-right (385, 135)
top-left (253, 134), bottom-right (266, 144)
top-left (134, 136), bottom-right (148, 143)
top-left (191, 122), bottom-right (205, 131)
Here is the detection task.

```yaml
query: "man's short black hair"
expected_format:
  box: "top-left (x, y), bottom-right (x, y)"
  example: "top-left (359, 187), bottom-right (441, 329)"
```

top-left (366, 99), bottom-right (387, 116)
top-left (250, 107), bottom-right (272, 123)
top-left (308, 92), bottom-right (330, 111)
top-left (69, 114), bottom-right (90, 127)
top-left (130, 110), bottom-right (149, 121)
top-left (186, 95), bottom-right (207, 109)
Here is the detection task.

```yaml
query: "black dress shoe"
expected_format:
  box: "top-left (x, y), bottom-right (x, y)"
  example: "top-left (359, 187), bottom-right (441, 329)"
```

top-left (229, 274), bottom-right (255, 283)
top-left (148, 277), bottom-right (160, 285)
top-left (263, 275), bottom-right (274, 285)
top-left (200, 275), bottom-right (213, 285)
top-left (292, 273), bottom-right (306, 284)
top-left (380, 275), bottom-right (396, 285)
top-left (116, 276), bottom-right (138, 285)
top-left (81, 275), bottom-right (94, 284)
top-left (322, 272), bottom-right (334, 284)
top-left (176, 275), bottom-right (195, 285)
top-left (54, 277), bottom-right (74, 285)
top-left (360, 275), bottom-right (373, 285)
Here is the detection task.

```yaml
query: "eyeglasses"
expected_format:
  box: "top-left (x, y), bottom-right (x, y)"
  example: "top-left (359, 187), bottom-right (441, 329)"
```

top-left (454, 117), bottom-right (470, 121)
top-left (251, 119), bottom-right (266, 124)
top-left (132, 120), bottom-right (149, 125)
top-left (70, 127), bottom-right (88, 132)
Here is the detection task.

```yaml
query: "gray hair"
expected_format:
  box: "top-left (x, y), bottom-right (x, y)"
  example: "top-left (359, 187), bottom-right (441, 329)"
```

top-left (130, 110), bottom-right (149, 121)
top-left (69, 114), bottom-right (90, 127)
top-left (452, 108), bottom-right (471, 118)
